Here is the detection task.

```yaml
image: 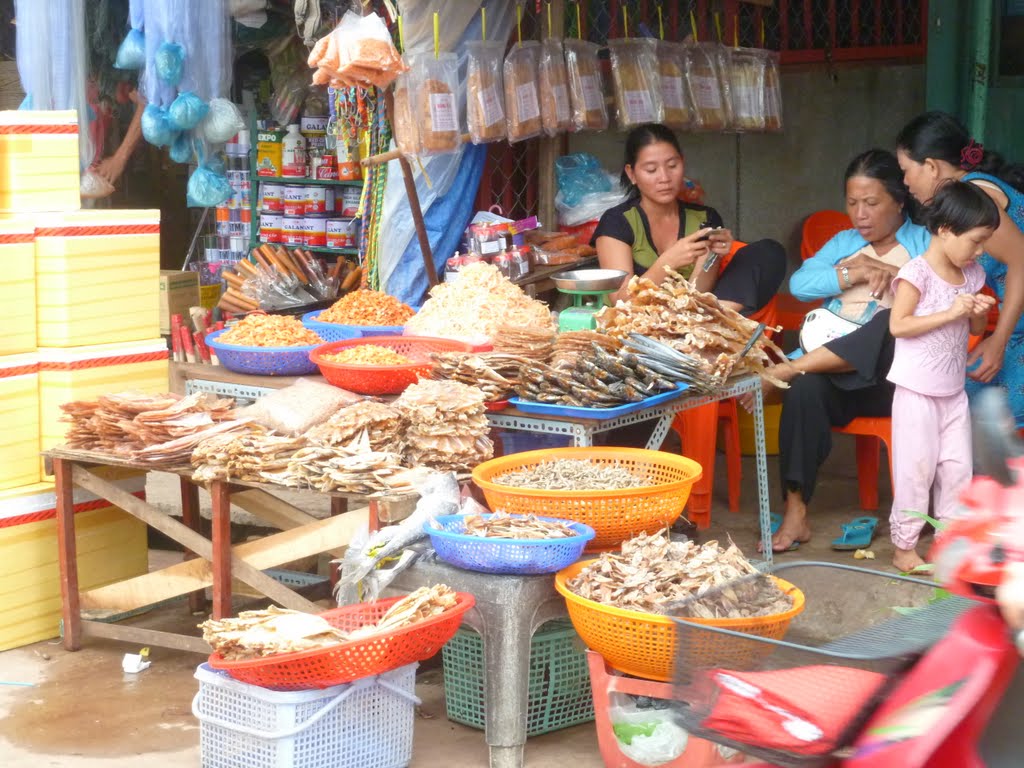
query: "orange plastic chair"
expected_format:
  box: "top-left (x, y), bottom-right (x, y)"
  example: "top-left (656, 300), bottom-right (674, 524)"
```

top-left (800, 210), bottom-right (851, 260)
top-left (832, 417), bottom-right (893, 511)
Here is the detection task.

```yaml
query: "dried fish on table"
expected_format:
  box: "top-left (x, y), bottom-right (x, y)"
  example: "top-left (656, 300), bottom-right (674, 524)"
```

top-left (461, 511), bottom-right (578, 539)
top-left (492, 324), bottom-right (556, 362)
top-left (493, 459), bottom-right (645, 491)
top-left (567, 532), bottom-right (793, 618)
top-left (305, 401), bottom-right (403, 452)
top-left (430, 351), bottom-right (533, 401)
top-left (191, 428), bottom-right (307, 484)
top-left (394, 380), bottom-right (493, 471)
top-left (551, 330), bottom-right (622, 368)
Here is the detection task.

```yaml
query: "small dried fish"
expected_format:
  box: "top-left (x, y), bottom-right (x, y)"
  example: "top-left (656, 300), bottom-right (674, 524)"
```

top-left (493, 459), bottom-right (645, 491)
top-left (460, 511), bottom-right (578, 539)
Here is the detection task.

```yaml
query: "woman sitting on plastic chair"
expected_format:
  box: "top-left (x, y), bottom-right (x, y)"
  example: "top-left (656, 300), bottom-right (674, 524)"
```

top-left (747, 149), bottom-right (930, 553)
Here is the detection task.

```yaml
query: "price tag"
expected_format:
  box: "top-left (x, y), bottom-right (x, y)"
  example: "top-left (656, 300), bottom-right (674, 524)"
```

top-left (663, 77), bottom-right (685, 110)
top-left (516, 83), bottom-right (540, 122)
top-left (623, 90), bottom-right (655, 123)
top-left (478, 85), bottom-right (504, 127)
top-left (581, 74), bottom-right (602, 111)
top-left (552, 84), bottom-right (570, 123)
top-left (692, 76), bottom-right (722, 110)
top-left (429, 93), bottom-right (458, 132)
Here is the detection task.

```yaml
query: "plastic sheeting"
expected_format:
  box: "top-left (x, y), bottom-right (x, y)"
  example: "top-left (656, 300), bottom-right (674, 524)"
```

top-left (379, 1), bottom-right (516, 305)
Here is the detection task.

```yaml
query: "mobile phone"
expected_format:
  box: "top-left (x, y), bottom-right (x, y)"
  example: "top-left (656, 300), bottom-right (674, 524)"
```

top-left (696, 221), bottom-right (723, 242)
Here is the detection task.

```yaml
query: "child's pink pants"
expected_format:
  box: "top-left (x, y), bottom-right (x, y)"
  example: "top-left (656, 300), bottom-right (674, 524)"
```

top-left (890, 386), bottom-right (972, 551)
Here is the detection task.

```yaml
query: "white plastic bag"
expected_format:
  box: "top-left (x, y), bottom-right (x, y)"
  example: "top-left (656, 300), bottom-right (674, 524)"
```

top-left (503, 41), bottom-right (543, 144)
top-left (610, 693), bottom-right (689, 767)
top-left (565, 38), bottom-right (608, 131)
top-left (466, 41), bottom-right (507, 144)
top-left (607, 39), bottom-right (663, 129)
top-left (80, 170), bottom-right (115, 199)
top-left (197, 98), bottom-right (245, 144)
top-left (556, 185), bottom-right (630, 228)
top-left (539, 38), bottom-right (572, 136)
top-left (238, 378), bottom-right (363, 436)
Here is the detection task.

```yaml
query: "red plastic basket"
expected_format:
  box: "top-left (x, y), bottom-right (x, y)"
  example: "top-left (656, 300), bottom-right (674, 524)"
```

top-left (207, 592), bottom-right (476, 690)
top-left (310, 336), bottom-right (474, 395)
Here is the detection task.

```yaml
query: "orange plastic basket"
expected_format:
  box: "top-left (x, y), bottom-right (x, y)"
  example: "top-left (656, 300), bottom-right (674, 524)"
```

top-left (555, 561), bottom-right (804, 682)
top-left (472, 448), bottom-right (702, 550)
top-left (310, 336), bottom-right (473, 395)
top-left (207, 592), bottom-right (475, 690)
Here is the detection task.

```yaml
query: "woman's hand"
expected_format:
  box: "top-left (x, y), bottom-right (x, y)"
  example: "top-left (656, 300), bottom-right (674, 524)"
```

top-left (968, 334), bottom-right (1006, 383)
top-left (837, 253), bottom-right (898, 298)
top-left (662, 228), bottom-right (712, 271)
top-left (707, 227), bottom-right (734, 256)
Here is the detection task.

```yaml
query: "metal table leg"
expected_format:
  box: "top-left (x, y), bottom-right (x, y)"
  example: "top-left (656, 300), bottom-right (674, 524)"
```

top-left (752, 384), bottom-right (773, 567)
top-left (645, 413), bottom-right (676, 450)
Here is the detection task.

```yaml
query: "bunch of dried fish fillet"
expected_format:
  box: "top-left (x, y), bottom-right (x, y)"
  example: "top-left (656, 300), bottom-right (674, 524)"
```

top-left (394, 380), bottom-right (493, 471)
top-left (567, 532), bottom-right (793, 619)
top-left (201, 585), bottom-right (458, 660)
top-left (551, 330), bottom-right (622, 368)
top-left (492, 324), bottom-right (556, 362)
top-left (61, 391), bottom-right (245, 466)
top-left (459, 511), bottom-right (578, 539)
top-left (493, 458), bottom-right (645, 491)
top-left (596, 269), bottom-right (788, 386)
top-left (429, 352), bottom-right (533, 401)
top-left (305, 400), bottom-right (403, 452)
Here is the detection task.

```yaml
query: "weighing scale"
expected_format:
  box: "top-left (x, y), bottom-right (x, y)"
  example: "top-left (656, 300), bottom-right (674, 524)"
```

top-left (551, 269), bottom-right (628, 332)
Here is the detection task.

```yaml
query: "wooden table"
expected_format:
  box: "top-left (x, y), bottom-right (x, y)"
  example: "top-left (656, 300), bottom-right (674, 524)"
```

top-left (48, 448), bottom-right (405, 654)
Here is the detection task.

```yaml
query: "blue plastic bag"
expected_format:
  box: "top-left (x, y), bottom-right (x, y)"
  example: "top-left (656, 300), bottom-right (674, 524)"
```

top-left (141, 104), bottom-right (173, 147)
top-left (555, 153), bottom-right (612, 208)
top-left (168, 92), bottom-right (209, 131)
top-left (187, 166), bottom-right (232, 208)
top-left (170, 132), bottom-right (194, 164)
top-left (155, 42), bottom-right (185, 87)
top-left (114, 29), bottom-right (146, 70)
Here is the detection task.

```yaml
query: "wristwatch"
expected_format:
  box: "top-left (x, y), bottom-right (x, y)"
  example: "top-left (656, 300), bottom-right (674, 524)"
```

top-left (840, 266), bottom-right (851, 288)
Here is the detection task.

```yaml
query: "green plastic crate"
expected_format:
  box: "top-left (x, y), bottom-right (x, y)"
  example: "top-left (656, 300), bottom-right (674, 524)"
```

top-left (442, 620), bottom-right (594, 736)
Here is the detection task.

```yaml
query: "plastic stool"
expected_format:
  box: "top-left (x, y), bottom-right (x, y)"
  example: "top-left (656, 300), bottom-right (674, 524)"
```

top-left (832, 417), bottom-right (893, 511)
top-left (669, 401), bottom-right (742, 528)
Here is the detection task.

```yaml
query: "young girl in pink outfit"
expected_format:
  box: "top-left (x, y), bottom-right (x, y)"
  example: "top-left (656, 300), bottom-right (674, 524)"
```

top-left (888, 181), bottom-right (1001, 571)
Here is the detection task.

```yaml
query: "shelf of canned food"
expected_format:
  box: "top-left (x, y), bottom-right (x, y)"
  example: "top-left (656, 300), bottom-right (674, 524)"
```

top-left (257, 177), bottom-right (363, 251)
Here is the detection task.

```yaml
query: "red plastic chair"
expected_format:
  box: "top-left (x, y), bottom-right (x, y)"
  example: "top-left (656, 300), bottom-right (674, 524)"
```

top-left (800, 209), bottom-right (851, 260)
top-left (832, 417), bottom-right (893, 511)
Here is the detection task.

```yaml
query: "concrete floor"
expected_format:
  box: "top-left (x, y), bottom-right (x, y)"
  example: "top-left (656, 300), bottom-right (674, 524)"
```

top-left (0, 440), bottom-right (1017, 766)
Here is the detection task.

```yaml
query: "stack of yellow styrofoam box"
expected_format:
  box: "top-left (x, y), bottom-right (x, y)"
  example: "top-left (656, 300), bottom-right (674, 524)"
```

top-left (0, 221), bottom-right (37, 355)
top-left (35, 209), bottom-right (161, 347)
top-left (38, 339), bottom-right (169, 475)
top-left (0, 110), bottom-right (80, 214)
top-left (0, 353), bottom-right (40, 490)
top-left (0, 467), bottom-right (148, 651)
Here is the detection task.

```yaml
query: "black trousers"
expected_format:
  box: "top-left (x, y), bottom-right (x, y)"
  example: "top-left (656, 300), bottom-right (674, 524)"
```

top-left (778, 310), bottom-right (895, 503)
top-left (714, 239), bottom-right (788, 315)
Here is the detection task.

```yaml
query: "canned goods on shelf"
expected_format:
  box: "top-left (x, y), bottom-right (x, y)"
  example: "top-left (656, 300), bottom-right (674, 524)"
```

top-left (260, 213), bottom-right (283, 244)
top-left (303, 217), bottom-right (328, 248)
top-left (306, 186), bottom-right (335, 214)
top-left (281, 216), bottom-right (305, 246)
top-left (283, 186), bottom-right (307, 216)
top-left (261, 183), bottom-right (283, 212)
top-left (339, 187), bottom-right (361, 217)
top-left (326, 218), bottom-right (359, 249)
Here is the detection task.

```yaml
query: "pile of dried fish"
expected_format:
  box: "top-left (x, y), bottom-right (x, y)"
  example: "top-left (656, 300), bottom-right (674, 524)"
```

top-left (623, 334), bottom-right (726, 396)
top-left (552, 330), bottom-right (622, 368)
top-left (460, 511), bottom-right (578, 539)
top-left (492, 324), bottom-right (556, 362)
top-left (516, 341), bottom-right (678, 407)
top-left (350, 584), bottom-right (459, 639)
top-left (395, 380), bottom-right (493, 471)
top-left (596, 269), bottom-right (787, 386)
top-left (305, 401), bottom-right (403, 452)
top-left (191, 429), bottom-right (307, 483)
top-left (493, 458), bottom-right (646, 491)
top-left (61, 391), bottom-right (245, 466)
top-left (429, 352), bottom-right (533, 402)
top-left (567, 532), bottom-right (793, 618)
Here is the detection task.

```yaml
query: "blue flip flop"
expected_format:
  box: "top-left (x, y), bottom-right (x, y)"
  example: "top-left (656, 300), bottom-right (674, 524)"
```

top-left (832, 516), bottom-right (879, 551)
top-left (770, 512), bottom-right (800, 551)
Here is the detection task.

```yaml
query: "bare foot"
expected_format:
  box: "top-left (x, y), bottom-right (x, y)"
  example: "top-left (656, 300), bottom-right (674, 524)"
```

top-left (893, 547), bottom-right (926, 573)
top-left (740, 361), bottom-right (800, 412)
top-left (759, 496), bottom-right (811, 553)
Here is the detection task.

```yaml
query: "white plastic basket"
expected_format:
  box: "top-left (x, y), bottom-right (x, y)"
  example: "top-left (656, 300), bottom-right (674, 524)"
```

top-left (192, 662), bottom-right (419, 768)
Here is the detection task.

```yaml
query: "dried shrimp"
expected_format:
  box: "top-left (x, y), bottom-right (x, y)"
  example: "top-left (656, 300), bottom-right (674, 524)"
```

top-left (219, 314), bottom-right (323, 347)
top-left (323, 345), bottom-right (414, 366)
top-left (317, 289), bottom-right (415, 327)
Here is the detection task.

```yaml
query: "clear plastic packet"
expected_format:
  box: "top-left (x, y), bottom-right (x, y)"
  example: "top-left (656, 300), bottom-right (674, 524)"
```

top-left (168, 92), bottom-right (210, 131)
top-left (80, 169), bottom-right (115, 199)
top-left (466, 41), bottom-right (507, 144)
top-left (198, 98), bottom-right (245, 144)
top-left (726, 47), bottom-right (766, 132)
top-left (392, 54), bottom-right (422, 155)
top-left (412, 51), bottom-right (461, 155)
top-left (539, 38), bottom-right (572, 136)
top-left (239, 378), bottom-right (363, 436)
top-left (683, 42), bottom-right (730, 132)
top-left (763, 50), bottom-right (784, 132)
top-left (565, 39), bottom-right (608, 131)
top-left (142, 104), bottom-right (174, 147)
top-left (607, 39), bottom-right (664, 130)
top-left (656, 41), bottom-right (693, 130)
top-left (308, 10), bottom-right (408, 90)
top-left (504, 41), bottom-right (543, 143)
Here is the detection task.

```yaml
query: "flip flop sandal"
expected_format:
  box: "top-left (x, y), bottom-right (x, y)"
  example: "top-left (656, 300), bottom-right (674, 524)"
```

top-left (769, 512), bottom-right (800, 552)
top-left (831, 515), bottom-right (879, 551)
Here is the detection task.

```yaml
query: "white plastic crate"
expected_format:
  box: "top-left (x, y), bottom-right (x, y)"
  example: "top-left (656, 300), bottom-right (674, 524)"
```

top-left (192, 663), bottom-right (419, 768)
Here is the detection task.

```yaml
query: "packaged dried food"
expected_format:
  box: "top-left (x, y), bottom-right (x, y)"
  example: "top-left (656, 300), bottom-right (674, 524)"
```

top-left (656, 41), bottom-right (692, 130)
top-left (565, 39), bottom-right (608, 131)
top-left (239, 378), bottom-right (363, 436)
top-left (726, 47), bottom-right (767, 132)
top-left (607, 38), bottom-right (664, 129)
top-left (392, 55), bottom-right (421, 155)
top-left (683, 41), bottom-right (730, 132)
top-left (763, 50), bottom-right (784, 132)
top-left (308, 11), bottom-right (408, 90)
top-left (466, 40), bottom-right (507, 144)
top-left (503, 41), bottom-right (543, 143)
top-left (412, 52), bottom-right (461, 155)
top-left (539, 38), bottom-right (572, 136)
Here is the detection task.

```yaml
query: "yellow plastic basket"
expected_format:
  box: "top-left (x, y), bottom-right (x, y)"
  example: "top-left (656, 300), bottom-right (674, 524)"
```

top-left (554, 560), bottom-right (805, 682)
top-left (472, 447), bottom-right (702, 550)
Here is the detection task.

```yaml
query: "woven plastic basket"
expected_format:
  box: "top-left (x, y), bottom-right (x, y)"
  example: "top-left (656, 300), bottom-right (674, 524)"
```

top-left (554, 561), bottom-right (804, 682)
top-left (310, 336), bottom-right (473, 396)
top-left (192, 662), bottom-right (418, 768)
top-left (472, 448), bottom-right (703, 550)
top-left (301, 311), bottom-right (401, 341)
top-left (425, 514), bottom-right (595, 575)
top-left (205, 329), bottom-right (321, 376)
top-left (208, 593), bottom-right (475, 690)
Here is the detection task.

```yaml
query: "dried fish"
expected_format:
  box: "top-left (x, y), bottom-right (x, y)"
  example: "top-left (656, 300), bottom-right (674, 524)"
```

top-left (459, 511), bottom-right (578, 539)
top-left (493, 459), bottom-right (645, 491)
top-left (394, 380), bottom-right (493, 471)
top-left (430, 352), bottom-right (534, 401)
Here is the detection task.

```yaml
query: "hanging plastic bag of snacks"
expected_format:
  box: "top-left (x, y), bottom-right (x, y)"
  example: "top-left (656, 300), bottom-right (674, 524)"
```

top-left (466, 41), bottom-right (507, 144)
top-left (392, 56), bottom-right (421, 155)
top-left (726, 47), bottom-right (766, 132)
top-left (607, 39), bottom-right (663, 130)
top-left (539, 38), bottom-right (572, 136)
top-left (763, 50), bottom-right (784, 132)
top-left (504, 41), bottom-right (543, 143)
top-left (412, 52), bottom-right (461, 155)
top-left (683, 42), bottom-right (730, 132)
top-left (564, 39), bottom-right (608, 131)
top-left (656, 41), bottom-right (692, 130)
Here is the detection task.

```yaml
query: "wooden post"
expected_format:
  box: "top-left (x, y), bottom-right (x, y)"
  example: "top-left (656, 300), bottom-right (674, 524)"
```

top-left (210, 480), bottom-right (233, 619)
top-left (179, 477), bottom-right (207, 614)
top-left (55, 459), bottom-right (82, 651)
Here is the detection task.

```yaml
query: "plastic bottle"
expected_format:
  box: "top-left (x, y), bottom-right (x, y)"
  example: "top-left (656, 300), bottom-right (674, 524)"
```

top-left (281, 124), bottom-right (307, 178)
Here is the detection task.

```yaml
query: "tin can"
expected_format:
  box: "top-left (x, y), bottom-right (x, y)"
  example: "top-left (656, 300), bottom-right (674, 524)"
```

top-left (316, 154), bottom-right (339, 180)
top-left (327, 218), bottom-right (359, 249)
top-left (306, 186), bottom-right (335, 214)
top-left (283, 186), bottom-right (306, 216)
top-left (339, 186), bottom-right (361, 217)
top-left (300, 116), bottom-right (329, 135)
top-left (336, 139), bottom-right (362, 181)
top-left (303, 217), bottom-right (328, 247)
top-left (261, 183), bottom-right (283, 212)
top-left (281, 216), bottom-right (305, 246)
top-left (260, 213), bottom-right (283, 244)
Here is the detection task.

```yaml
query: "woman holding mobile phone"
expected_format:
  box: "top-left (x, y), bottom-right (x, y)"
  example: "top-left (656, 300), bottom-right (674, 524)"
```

top-left (593, 123), bottom-right (786, 312)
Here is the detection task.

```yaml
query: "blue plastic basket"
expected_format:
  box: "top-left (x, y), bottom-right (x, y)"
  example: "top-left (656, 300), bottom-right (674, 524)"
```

top-left (206, 329), bottom-right (321, 376)
top-left (508, 383), bottom-right (689, 419)
top-left (424, 514), bottom-right (595, 575)
top-left (302, 310), bottom-right (405, 339)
